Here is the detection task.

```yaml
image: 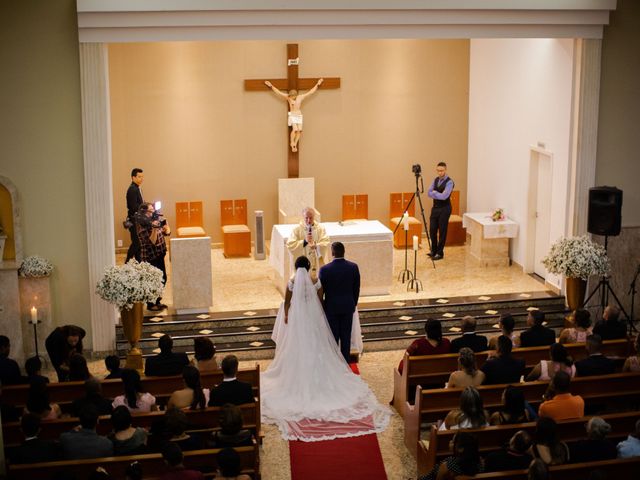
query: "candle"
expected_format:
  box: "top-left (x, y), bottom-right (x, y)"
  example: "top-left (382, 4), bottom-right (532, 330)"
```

top-left (403, 212), bottom-right (409, 231)
top-left (30, 306), bottom-right (37, 323)
top-left (413, 235), bottom-right (419, 251)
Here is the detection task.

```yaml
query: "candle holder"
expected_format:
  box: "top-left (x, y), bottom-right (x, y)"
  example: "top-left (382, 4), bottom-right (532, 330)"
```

top-left (407, 249), bottom-right (423, 293)
top-left (398, 229), bottom-right (413, 283)
top-left (29, 317), bottom-right (42, 359)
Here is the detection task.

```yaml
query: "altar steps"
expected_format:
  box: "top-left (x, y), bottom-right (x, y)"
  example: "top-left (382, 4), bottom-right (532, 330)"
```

top-left (115, 291), bottom-right (567, 361)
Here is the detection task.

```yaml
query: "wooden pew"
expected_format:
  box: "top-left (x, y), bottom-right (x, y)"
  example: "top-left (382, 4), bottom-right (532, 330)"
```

top-left (458, 457), bottom-right (640, 479)
top-left (2, 365), bottom-right (261, 408)
top-left (418, 410), bottom-right (640, 476)
top-left (3, 402), bottom-right (260, 447)
top-left (404, 371), bottom-right (640, 457)
top-left (393, 338), bottom-right (631, 417)
top-left (7, 443), bottom-right (260, 480)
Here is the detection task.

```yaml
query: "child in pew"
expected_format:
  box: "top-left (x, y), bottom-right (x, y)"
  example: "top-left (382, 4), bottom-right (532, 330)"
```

top-left (216, 448), bottom-right (252, 480)
top-left (25, 356), bottom-right (49, 385)
top-left (24, 376), bottom-right (62, 420)
top-left (210, 404), bottom-right (253, 449)
top-left (418, 432), bottom-right (484, 480)
top-left (104, 355), bottom-right (122, 379)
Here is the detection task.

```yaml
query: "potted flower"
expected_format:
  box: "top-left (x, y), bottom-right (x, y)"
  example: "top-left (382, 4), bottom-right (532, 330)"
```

top-left (542, 235), bottom-right (610, 310)
top-left (96, 260), bottom-right (164, 370)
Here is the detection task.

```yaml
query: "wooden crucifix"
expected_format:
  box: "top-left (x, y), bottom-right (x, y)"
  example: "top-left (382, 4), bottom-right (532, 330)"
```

top-left (245, 44), bottom-right (340, 178)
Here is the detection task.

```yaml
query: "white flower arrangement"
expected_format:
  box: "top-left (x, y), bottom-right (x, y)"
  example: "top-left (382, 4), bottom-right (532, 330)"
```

top-left (542, 235), bottom-right (610, 280)
top-left (96, 260), bottom-right (164, 310)
top-left (19, 255), bottom-right (54, 277)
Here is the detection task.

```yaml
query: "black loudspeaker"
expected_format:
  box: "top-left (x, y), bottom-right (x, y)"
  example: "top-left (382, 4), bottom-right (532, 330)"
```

top-left (588, 186), bottom-right (623, 236)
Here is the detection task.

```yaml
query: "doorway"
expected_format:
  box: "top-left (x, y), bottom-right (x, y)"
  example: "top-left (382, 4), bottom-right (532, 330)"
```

top-left (525, 147), bottom-right (553, 278)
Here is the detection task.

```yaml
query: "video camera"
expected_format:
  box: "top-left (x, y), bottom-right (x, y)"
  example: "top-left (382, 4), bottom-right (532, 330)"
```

top-left (412, 164), bottom-right (422, 176)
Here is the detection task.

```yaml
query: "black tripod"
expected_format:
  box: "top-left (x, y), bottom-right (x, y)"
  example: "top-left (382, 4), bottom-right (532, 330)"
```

top-left (583, 235), bottom-right (630, 324)
top-left (392, 165), bottom-right (435, 269)
top-left (627, 264), bottom-right (639, 334)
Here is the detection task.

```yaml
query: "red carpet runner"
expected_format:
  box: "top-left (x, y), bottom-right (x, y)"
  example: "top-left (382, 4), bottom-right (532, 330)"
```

top-left (289, 362), bottom-right (387, 480)
top-left (289, 432), bottom-right (387, 480)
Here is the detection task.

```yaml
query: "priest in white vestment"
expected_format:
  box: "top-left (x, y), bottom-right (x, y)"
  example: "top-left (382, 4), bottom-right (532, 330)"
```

top-left (286, 207), bottom-right (330, 281)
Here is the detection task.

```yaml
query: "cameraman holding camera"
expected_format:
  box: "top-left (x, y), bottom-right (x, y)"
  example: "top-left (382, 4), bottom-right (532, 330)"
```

top-left (125, 168), bottom-right (144, 262)
top-left (136, 202), bottom-right (171, 311)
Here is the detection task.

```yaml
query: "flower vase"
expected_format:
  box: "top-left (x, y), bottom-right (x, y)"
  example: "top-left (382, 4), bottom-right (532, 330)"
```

top-left (565, 277), bottom-right (587, 311)
top-left (120, 302), bottom-right (144, 371)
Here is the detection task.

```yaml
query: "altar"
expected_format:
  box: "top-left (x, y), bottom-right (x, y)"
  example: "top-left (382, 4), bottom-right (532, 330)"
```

top-left (462, 212), bottom-right (519, 267)
top-left (269, 220), bottom-right (393, 296)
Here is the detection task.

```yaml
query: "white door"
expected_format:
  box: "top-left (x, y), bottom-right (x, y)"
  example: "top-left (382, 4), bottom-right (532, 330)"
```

top-left (533, 154), bottom-right (552, 277)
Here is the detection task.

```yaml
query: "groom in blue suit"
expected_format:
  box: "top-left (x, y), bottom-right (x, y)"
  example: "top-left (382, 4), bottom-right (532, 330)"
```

top-left (319, 242), bottom-right (361, 364)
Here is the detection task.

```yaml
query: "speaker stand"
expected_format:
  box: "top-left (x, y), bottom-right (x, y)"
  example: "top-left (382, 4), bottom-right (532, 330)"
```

top-left (583, 236), bottom-right (630, 321)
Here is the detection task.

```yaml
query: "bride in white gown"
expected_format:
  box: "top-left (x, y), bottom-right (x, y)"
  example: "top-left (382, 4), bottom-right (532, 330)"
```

top-left (261, 257), bottom-right (390, 442)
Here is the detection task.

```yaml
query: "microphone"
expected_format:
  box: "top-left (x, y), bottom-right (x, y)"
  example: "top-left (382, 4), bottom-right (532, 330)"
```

top-left (307, 224), bottom-right (313, 237)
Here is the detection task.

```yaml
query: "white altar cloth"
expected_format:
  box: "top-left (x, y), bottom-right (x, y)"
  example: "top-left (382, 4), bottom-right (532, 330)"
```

top-left (462, 213), bottom-right (519, 239)
top-left (269, 220), bottom-right (393, 296)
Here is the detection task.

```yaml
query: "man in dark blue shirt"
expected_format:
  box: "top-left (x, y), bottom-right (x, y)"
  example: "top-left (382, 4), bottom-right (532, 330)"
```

top-left (426, 162), bottom-right (454, 260)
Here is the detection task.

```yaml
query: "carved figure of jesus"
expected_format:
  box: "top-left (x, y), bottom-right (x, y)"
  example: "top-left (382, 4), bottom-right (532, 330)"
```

top-left (265, 78), bottom-right (324, 152)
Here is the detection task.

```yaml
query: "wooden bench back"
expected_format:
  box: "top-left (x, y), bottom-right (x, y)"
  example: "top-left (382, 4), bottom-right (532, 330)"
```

top-left (458, 457), bottom-right (640, 480)
top-left (220, 199), bottom-right (248, 226)
top-left (176, 201), bottom-right (203, 228)
top-left (3, 403), bottom-right (259, 447)
top-left (390, 192), bottom-right (415, 217)
top-left (342, 194), bottom-right (368, 220)
top-left (2, 366), bottom-right (261, 408)
top-left (424, 411), bottom-right (640, 472)
top-left (7, 444), bottom-right (259, 480)
top-left (393, 339), bottom-right (631, 415)
top-left (451, 190), bottom-right (460, 216)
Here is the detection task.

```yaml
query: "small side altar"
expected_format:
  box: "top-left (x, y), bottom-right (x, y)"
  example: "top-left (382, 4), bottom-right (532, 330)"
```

top-left (462, 212), bottom-right (519, 267)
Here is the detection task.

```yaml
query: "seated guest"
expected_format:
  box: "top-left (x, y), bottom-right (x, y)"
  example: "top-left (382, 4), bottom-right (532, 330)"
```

top-left (216, 448), bottom-right (252, 480)
top-left (208, 355), bottom-right (254, 407)
top-left (160, 442), bottom-right (204, 480)
top-left (617, 418), bottom-right (640, 458)
top-left (575, 334), bottom-right (615, 377)
top-left (485, 430), bottom-right (533, 472)
top-left (441, 386), bottom-right (489, 430)
top-left (24, 376), bottom-right (62, 420)
top-left (481, 335), bottom-right (525, 385)
top-left (144, 334), bottom-right (189, 377)
top-left (9, 412), bottom-right (61, 464)
top-left (570, 417), bottom-right (617, 463)
top-left (60, 404), bottom-right (114, 459)
top-left (168, 366), bottom-right (210, 410)
top-left (0, 382), bottom-right (21, 422)
top-left (559, 309), bottom-right (593, 344)
top-left (72, 377), bottom-right (113, 417)
top-left (45, 324), bottom-right (86, 382)
top-left (164, 408), bottom-right (203, 452)
top-left (109, 405), bottom-right (148, 455)
top-left (192, 337), bottom-right (218, 373)
top-left (112, 368), bottom-right (157, 412)
top-left (490, 385), bottom-right (535, 425)
top-left (623, 334), bottom-right (640, 372)
top-left (528, 459), bottom-right (549, 480)
top-left (530, 416), bottom-right (570, 465)
top-left (25, 356), bottom-right (49, 384)
top-left (519, 310), bottom-right (555, 348)
top-left (538, 371), bottom-right (584, 421)
top-left (68, 353), bottom-right (92, 382)
top-left (450, 316), bottom-right (488, 353)
top-left (418, 432), bottom-right (484, 480)
top-left (0, 335), bottom-right (27, 385)
top-left (446, 347), bottom-right (485, 389)
top-left (527, 343), bottom-right (575, 381)
top-left (104, 355), bottom-right (122, 379)
top-left (398, 319), bottom-right (451, 374)
top-left (489, 313), bottom-right (519, 350)
top-left (211, 404), bottom-right (253, 448)
top-left (593, 305), bottom-right (627, 340)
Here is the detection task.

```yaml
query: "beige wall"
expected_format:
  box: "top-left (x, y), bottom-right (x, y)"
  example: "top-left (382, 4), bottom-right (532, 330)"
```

top-left (109, 40), bottom-right (470, 244)
top-left (597, 0), bottom-right (640, 227)
top-left (0, 2), bottom-right (91, 339)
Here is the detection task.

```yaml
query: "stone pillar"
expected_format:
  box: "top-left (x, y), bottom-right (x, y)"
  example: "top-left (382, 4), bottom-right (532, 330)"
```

top-left (567, 39), bottom-right (602, 237)
top-left (79, 43), bottom-right (117, 353)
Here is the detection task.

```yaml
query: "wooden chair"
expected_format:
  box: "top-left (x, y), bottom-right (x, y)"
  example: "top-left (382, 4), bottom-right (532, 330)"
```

top-left (342, 194), bottom-right (369, 221)
top-left (389, 192), bottom-right (422, 248)
top-left (447, 190), bottom-right (466, 245)
top-left (175, 201), bottom-right (206, 238)
top-left (221, 199), bottom-right (251, 257)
